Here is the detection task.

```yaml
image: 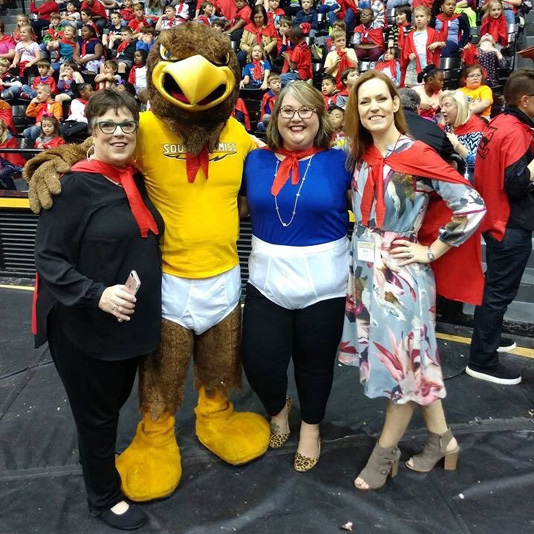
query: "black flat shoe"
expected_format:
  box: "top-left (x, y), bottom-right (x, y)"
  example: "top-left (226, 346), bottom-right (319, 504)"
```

top-left (91, 502), bottom-right (147, 531)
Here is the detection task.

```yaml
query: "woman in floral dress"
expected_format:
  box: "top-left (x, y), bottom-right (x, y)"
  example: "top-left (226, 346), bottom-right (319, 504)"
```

top-left (340, 70), bottom-right (486, 490)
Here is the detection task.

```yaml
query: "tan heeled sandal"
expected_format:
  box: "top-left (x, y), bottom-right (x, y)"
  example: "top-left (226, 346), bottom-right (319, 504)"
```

top-left (354, 442), bottom-right (401, 491)
top-left (269, 396), bottom-right (292, 448)
top-left (406, 428), bottom-right (459, 473)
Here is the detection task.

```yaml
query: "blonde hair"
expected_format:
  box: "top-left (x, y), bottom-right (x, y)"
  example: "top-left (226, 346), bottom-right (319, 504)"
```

top-left (331, 30), bottom-right (346, 42)
top-left (247, 44), bottom-right (266, 64)
top-left (36, 83), bottom-right (52, 95)
top-left (483, 0), bottom-right (503, 15)
top-left (439, 90), bottom-right (471, 128)
top-left (345, 70), bottom-right (408, 162)
top-left (413, 5), bottom-right (431, 17)
top-left (267, 81), bottom-right (334, 150)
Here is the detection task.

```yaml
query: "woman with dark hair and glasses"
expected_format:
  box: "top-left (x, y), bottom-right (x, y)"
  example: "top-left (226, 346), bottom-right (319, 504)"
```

top-left (240, 81), bottom-right (352, 472)
top-left (238, 4), bottom-right (278, 67)
top-left (33, 90), bottom-right (164, 530)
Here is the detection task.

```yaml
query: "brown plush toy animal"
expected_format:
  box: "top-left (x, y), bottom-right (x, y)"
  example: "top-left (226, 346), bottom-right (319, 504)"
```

top-left (24, 23), bottom-right (270, 502)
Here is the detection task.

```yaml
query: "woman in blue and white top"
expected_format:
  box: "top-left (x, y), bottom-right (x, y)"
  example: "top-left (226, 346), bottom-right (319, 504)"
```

top-left (239, 81), bottom-right (352, 472)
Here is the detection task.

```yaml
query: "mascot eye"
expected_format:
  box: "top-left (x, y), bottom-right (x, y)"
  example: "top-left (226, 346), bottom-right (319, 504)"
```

top-left (159, 44), bottom-right (178, 61)
top-left (212, 53), bottom-right (230, 67)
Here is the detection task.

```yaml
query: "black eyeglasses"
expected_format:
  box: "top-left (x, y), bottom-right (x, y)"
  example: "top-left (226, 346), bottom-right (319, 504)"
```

top-left (95, 120), bottom-right (138, 134)
top-left (279, 106), bottom-right (316, 120)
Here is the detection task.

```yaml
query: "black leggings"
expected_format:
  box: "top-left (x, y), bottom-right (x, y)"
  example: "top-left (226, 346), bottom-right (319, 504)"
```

top-left (242, 284), bottom-right (345, 425)
top-left (47, 318), bottom-right (140, 512)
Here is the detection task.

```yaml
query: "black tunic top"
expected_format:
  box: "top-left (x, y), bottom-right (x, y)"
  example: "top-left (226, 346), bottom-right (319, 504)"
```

top-left (34, 170), bottom-right (165, 360)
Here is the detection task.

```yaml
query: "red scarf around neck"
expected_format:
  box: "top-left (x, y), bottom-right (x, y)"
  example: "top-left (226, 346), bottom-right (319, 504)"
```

top-left (252, 59), bottom-right (263, 81)
top-left (360, 140), bottom-right (485, 305)
top-left (186, 147), bottom-right (210, 183)
top-left (117, 39), bottom-right (130, 54)
top-left (436, 13), bottom-right (461, 43)
top-left (81, 37), bottom-right (99, 56)
top-left (71, 159), bottom-right (159, 237)
top-left (480, 14), bottom-right (508, 47)
top-left (246, 22), bottom-right (267, 44)
top-left (267, 146), bottom-right (325, 196)
top-left (335, 48), bottom-right (352, 89)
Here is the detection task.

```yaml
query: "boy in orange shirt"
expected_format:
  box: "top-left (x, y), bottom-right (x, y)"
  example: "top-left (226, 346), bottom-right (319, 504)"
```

top-left (24, 83), bottom-right (62, 139)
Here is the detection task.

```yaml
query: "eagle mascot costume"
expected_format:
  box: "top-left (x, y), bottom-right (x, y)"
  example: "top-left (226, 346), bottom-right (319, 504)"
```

top-left (24, 23), bottom-right (270, 502)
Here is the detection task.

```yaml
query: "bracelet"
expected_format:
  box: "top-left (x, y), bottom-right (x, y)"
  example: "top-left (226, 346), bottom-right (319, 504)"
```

top-left (427, 246), bottom-right (436, 262)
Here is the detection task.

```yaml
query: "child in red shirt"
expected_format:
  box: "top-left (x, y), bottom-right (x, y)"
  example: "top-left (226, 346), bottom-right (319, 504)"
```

top-left (280, 26), bottom-right (312, 86)
top-left (35, 115), bottom-right (65, 149)
top-left (20, 59), bottom-right (57, 99)
top-left (225, 0), bottom-right (251, 42)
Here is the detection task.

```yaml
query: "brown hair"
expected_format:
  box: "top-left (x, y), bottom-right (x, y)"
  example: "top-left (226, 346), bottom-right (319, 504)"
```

top-left (87, 89), bottom-right (139, 132)
top-left (504, 68), bottom-right (534, 105)
top-left (460, 64), bottom-right (486, 87)
top-left (344, 70), bottom-right (408, 161)
top-left (266, 81), bottom-right (333, 150)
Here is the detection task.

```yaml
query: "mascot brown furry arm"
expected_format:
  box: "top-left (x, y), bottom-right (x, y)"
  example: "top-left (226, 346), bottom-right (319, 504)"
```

top-left (24, 23), bottom-right (270, 502)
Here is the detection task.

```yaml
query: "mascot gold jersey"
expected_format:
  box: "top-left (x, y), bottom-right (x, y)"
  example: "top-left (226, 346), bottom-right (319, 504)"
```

top-left (24, 23), bottom-right (270, 503)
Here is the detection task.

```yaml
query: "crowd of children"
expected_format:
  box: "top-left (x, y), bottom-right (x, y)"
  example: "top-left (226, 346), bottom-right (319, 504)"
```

top-left (0, 0), bottom-right (525, 188)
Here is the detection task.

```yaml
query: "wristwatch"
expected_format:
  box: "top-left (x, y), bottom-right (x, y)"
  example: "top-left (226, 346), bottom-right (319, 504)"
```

top-left (427, 246), bottom-right (436, 262)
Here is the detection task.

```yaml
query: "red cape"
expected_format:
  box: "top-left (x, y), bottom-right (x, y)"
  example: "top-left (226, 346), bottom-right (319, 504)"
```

top-left (455, 113), bottom-right (486, 135)
top-left (480, 15), bottom-right (508, 47)
top-left (0, 137), bottom-right (26, 167)
top-left (354, 24), bottom-right (384, 48)
top-left (233, 98), bottom-right (250, 131)
top-left (435, 13), bottom-right (461, 43)
top-left (400, 28), bottom-right (440, 87)
top-left (362, 140), bottom-right (485, 305)
top-left (475, 112), bottom-right (534, 240)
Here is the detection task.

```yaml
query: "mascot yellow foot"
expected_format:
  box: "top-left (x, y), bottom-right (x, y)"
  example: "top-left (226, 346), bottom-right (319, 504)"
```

top-left (116, 413), bottom-right (182, 502)
top-left (195, 386), bottom-right (270, 465)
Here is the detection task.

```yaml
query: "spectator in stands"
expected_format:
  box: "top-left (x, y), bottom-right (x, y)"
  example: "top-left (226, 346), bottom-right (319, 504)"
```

top-left (439, 89), bottom-right (485, 182)
top-left (322, 74), bottom-right (339, 107)
top-left (155, 4), bottom-right (182, 30)
top-left (401, 5), bottom-right (441, 87)
top-left (136, 27), bottom-right (156, 53)
top-left (115, 27), bottom-right (136, 75)
top-left (24, 83), bottom-right (62, 139)
top-left (95, 59), bottom-right (122, 90)
top-left (12, 14), bottom-right (31, 43)
top-left (458, 64), bottom-right (493, 119)
top-left (238, 5), bottom-right (277, 67)
top-left (266, 0), bottom-right (285, 29)
top-left (259, 72), bottom-right (281, 131)
top-left (196, 1), bottom-right (215, 25)
top-left (399, 87), bottom-right (457, 164)
top-left (341, 70), bottom-right (485, 491)
top-left (103, 11), bottom-right (126, 50)
top-left (60, 82), bottom-right (93, 139)
top-left (431, 0), bottom-right (470, 57)
top-left (375, 47), bottom-right (401, 85)
top-left (128, 49), bottom-right (148, 103)
top-left (55, 60), bottom-right (85, 104)
top-left (240, 44), bottom-right (272, 90)
top-left (211, 18), bottom-right (226, 31)
top-left (225, 0), bottom-right (252, 42)
top-left (21, 59), bottom-right (57, 100)
top-left (0, 96), bottom-right (15, 132)
top-left (316, 0), bottom-right (342, 23)
top-left (275, 16), bottom-right (293, 68)
top-left (359, 0), bottom-right (386, 27)
top-left (145, 0), bottom-right (165, 21)
top-left (0, 58), bottom-right (22, 100)
top-left (352, 8), bottom-right (384, 62)
top-left (335, 67), bottom-right (358, 108)
top-left (329, 105), bottom-right (346, 148)
top-left (40, 11), bottom-right (62, 55)
top-left (480, 0), bottom-right (508, 48)
top-left (30, 0), bottom-right (60, 38)
top-left (0, 21), bottom-right (16, 63)
top-left (128, 3), bottom-right (151, 37)
top-left (294, 0), bottom-right (319, 37)
top-left (476, 34), bottom-right (506, 88)
top-left (323, 31), bottom-right (358, 89)
top-left (74, 24), bottom-right (104, 74)
top-left (47, 22), bottom-right (77, 69)
top-left (240, 81), bottom-right (350, 473)
top-left (11, 25), bottom-right (42, 77)
top-left (35, 115), bottom-right (65, 148)
top-left (0, 154), bottom-right (19, 190)
top-left (467, 69), bottom-right (534, 385)
top-left (81, 0), bottom-right (109, 33)
top-left (120, 0), bottom-right (134, 22)
top-left (386, 5), bottom-right (413, 50)
top-left (63, 1), bottom-right (81, 25)
top-left (280, 26), bottom-right (312, 86)
top-left (412, 64), bottom-right (443, 119)
top-left (33, 90), bottom-right (162, 531)
top-left (501, 0), bottom-right (522, 25)
top-left (0, 117), bottom-right (26, 167)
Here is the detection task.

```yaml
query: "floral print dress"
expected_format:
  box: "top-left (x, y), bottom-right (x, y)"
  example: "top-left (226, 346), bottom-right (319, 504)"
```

top-left (339, 136), bottom-right (485, 405)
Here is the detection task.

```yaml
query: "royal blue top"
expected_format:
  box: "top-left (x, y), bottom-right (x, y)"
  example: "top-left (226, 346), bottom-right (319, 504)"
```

top-left (242, 148), bottom-right (352, 246)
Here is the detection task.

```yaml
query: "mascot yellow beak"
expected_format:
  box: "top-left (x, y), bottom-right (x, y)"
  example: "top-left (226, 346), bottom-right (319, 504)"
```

top-left (152, 53), bottom-right (236, 111)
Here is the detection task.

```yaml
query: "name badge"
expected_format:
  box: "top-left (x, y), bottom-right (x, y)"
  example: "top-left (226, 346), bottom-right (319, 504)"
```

top-left (356, 240), bottom-right (375, 263)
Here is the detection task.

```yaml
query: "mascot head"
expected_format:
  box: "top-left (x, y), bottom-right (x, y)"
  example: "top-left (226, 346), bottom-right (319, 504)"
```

top-left (148, 23), bottom-right (241, 154)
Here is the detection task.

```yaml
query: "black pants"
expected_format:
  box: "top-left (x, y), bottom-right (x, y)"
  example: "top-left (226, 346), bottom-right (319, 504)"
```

top-left (47, 318), bottom-right (140, 512)
top-left (469, 226), bottom-right (532, 369)
top-left (242, 283), bottom-right (345, 425)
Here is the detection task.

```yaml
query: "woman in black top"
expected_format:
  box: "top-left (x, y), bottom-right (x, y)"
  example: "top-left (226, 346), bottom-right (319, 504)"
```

top-left (33, 90), bottom-right (164, 531)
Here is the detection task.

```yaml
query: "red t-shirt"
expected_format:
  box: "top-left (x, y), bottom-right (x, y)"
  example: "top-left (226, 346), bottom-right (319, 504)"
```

top-left (30, 0), bottom-right (59, 21)
top-left (291, 41), bottom-right (312, 81)
top-left (32, 75), bottom-right (57, 95)
top-left (232, 5), bottom-right (251, 26)
top-left (128, 17), bottom-right (150, 32)
top-left (81, 0), bottom-right (108, 19)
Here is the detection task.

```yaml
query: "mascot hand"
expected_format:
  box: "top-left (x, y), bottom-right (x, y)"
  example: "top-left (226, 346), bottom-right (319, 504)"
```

top-left (23, 138), bottom-right (93, 214)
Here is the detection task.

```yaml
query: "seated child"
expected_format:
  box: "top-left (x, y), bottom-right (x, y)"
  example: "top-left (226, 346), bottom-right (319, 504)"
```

top-left (0, 117), bottom-right (26, 168)
top-left (128, 3), bottom-right (151, 37)
top-left (211, 18), bottom-right (226, 32)
top-left (120, 0), bottom-right (134, 22)
top-left (61, 1), bottom-right (81, 24)
top-left (323, 30), bottom-right (358, 89)
top-left (267, 0), bottom-right (285, 29)
top-left (476, 33), bottom-right (506, 88)
top-left (321, 74), bottom-right (339, 108)
top-left (352, 8), bottom-right (384, 62)
top-left (24, 83), bottom-right (62, 139)
top-left (11, 25), bottom-right (41, 77)
top-left (294, 0), bottom-right (319, 38)
top-left (328, 105), bottom-right (346, 149)
top-left (0, 58), bottom-right (22, 100)
top-left (480, 0), bottom-right (508, 49)
top-left (280, 27), bottom-right (312, 86)
top-left (35, 115), bottom-right (65, 149)
top-left (335, 67), bottom-right (358, 108)
top-left (156, 4), bottom-right (182, 31)
top-left (375, 47), bottom-right (401, 85)
top-left (259, 72), bottom-right (281, 132)
top-left (60, 82), bottom-right (93, 139)
top-left (55, 60), bottom-right (85, 104)
top-left (20, 59), bottom-right (57, 99)
top-left (128, 49), bottom-right (148, 103)
top-left (240, 44), bottom-right (272, 90)
top-left (102, 11), bottom-right (124, 50)
top-left (47, 23), bottom-right (77, 70)
top-left (115, 27), bottom-right (136, 74)
top-left (196, 1), bottom-right (215, 25)
top-left (136, 27), bottom-right (156, 53)
top-left (225, 0), bottom-right (251, 43)
top-left (95, 59), bottom-right (122, 89)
